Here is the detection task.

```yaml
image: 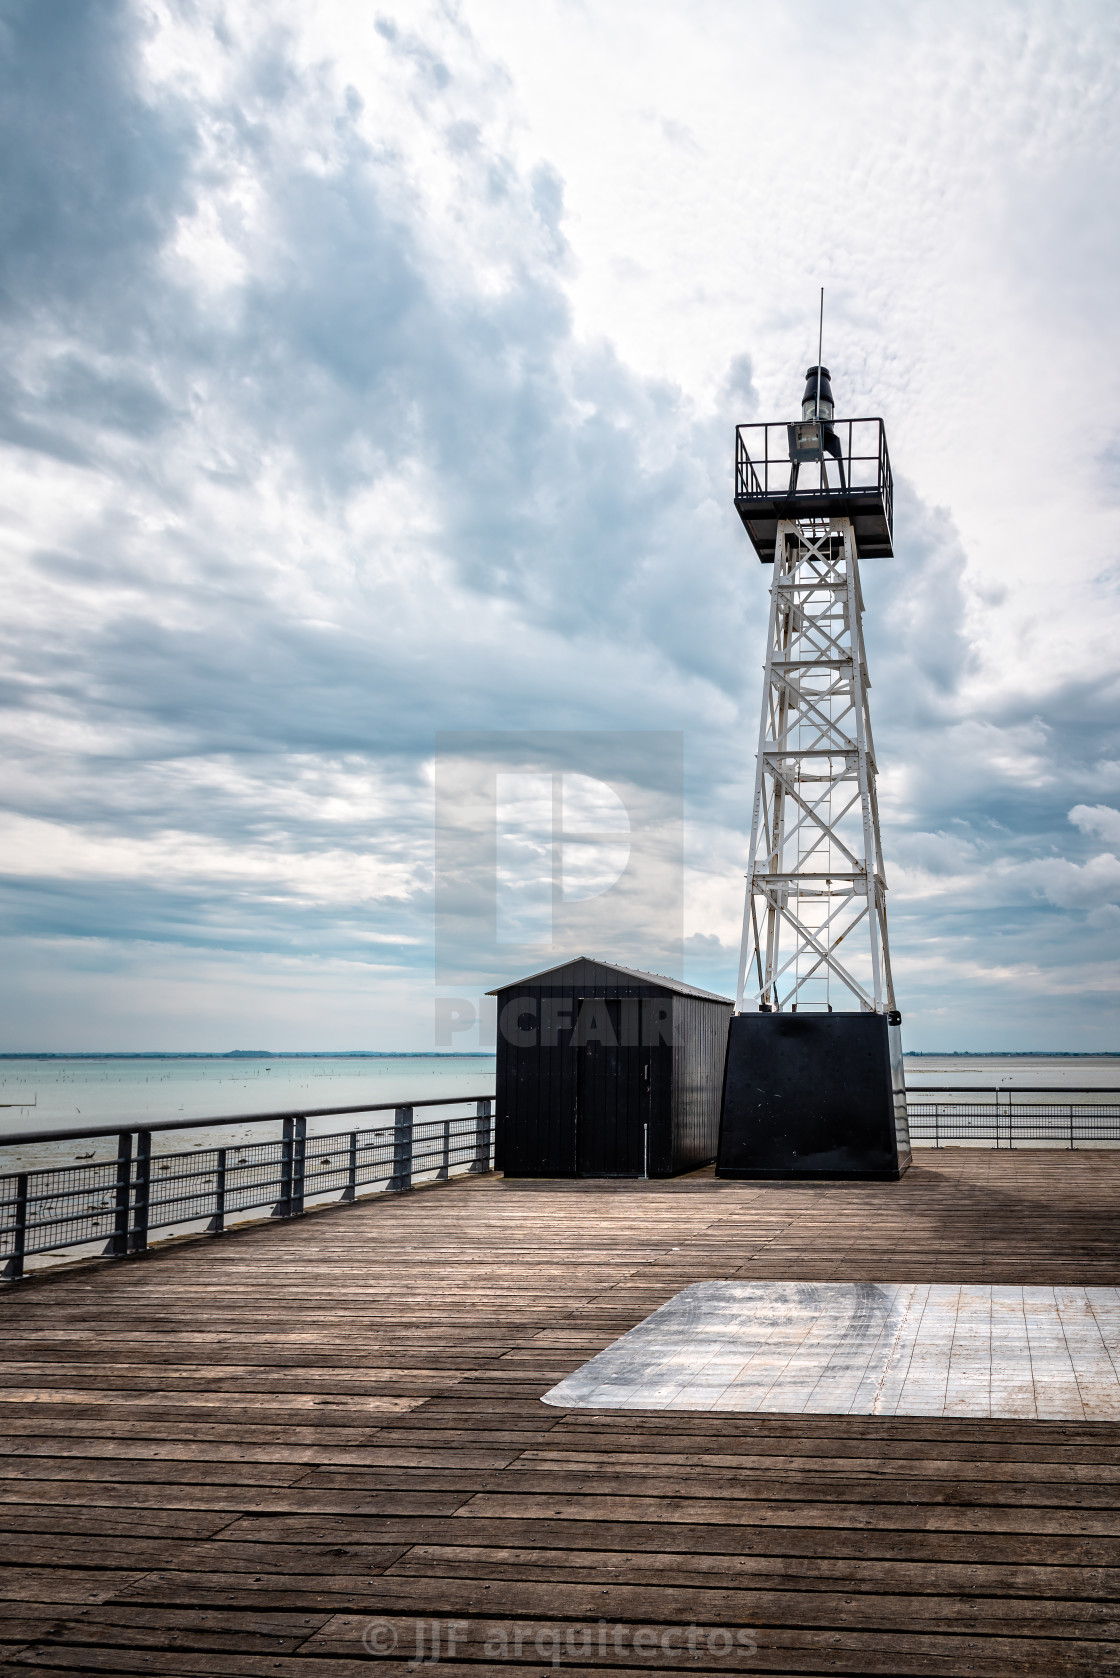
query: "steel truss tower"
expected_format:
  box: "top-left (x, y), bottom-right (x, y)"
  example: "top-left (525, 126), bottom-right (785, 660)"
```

top-left (716, 367), bottom-right (908, 1182)
top-left (734, 515), bottom-right (897, 1016)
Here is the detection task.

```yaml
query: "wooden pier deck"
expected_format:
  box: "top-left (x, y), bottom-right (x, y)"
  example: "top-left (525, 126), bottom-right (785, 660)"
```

top-left (1, 1151), bottom-right (1120, 1676)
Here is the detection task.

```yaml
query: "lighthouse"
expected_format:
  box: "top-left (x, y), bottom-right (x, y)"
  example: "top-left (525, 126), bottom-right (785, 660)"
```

top-left (716, 363), bottom-right (911, 1180)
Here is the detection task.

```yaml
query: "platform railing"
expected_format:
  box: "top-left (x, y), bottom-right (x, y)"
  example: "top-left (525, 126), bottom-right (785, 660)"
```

top-left (0, 1095), bottom-right (494, 1282)
top-left (734, 416), bottom-right (892, 510)
top-left (906, 1088), bottom-right (1120, 1149)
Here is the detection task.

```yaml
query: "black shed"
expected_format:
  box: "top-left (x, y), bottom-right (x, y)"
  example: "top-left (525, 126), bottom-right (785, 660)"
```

top-left (489, 957), bottom-right (733, 1179)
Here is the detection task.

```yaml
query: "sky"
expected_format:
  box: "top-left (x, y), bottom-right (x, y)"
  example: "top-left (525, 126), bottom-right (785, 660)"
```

top-left (1, 0), bottom-right (1119, 1052)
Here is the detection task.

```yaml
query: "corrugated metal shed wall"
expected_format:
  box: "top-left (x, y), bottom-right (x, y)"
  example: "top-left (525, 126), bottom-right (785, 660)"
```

top-left (493, 959), bottom-right (731, 1178)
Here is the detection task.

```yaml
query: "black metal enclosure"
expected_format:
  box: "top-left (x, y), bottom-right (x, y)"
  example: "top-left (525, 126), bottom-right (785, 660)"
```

top-left (490, 958), bottom-right (733, 1179)
top-left (717, 1012), bottom-right (911, 1181)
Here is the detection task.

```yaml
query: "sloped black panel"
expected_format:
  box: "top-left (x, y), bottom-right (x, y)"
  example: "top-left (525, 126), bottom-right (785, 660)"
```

top-left (717, 1012), bottom-right (908, 1181)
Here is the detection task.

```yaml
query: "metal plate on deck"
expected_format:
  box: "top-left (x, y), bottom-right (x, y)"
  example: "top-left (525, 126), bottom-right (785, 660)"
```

top-left (542, 1280), bottom-right (1120, 1419)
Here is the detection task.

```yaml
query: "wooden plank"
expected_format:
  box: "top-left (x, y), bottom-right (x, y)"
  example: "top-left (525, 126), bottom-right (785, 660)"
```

top-left (294, 1463), bottom-right (1120, 1506)
top-left (0, 1462), bottom-right (310, 1488)
top-left (0, 1571), bottom-right (150, 1605)
top-left (11, 1604), bottom-right (335, 1656)
top-left (384, 1540), bottom-right (1120, 1598)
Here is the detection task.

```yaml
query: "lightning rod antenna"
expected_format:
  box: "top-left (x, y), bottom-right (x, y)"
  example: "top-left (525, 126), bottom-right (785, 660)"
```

top-left (815, 288), bottom-right (824, 419)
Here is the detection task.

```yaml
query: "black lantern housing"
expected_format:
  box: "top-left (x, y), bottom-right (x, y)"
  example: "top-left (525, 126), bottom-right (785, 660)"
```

top-left (801, 364), bottom-right (834, 420)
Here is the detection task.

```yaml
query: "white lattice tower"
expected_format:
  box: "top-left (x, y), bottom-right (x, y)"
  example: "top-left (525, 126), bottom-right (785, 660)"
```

top-left (735, 516), bottom-right (897, 1015)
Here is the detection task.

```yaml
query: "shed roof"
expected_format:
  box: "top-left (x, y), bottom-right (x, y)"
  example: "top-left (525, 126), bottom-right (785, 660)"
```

top-left (487, 956), bottom-right (732, 1004)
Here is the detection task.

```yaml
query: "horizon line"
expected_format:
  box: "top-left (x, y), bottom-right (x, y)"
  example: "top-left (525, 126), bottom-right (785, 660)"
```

top-left (0, 1049), bottom-right (1118, 1061)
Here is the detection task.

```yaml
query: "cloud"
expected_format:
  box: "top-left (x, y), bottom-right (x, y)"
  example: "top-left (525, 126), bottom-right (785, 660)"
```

top-left (0, 1), bottom-right (1117, 1050)
top-left (1070, 804), bottom-right (1120, 845)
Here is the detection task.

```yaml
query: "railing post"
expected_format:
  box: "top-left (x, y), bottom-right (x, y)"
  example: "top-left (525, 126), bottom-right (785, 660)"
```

top-left (344, 1130), bottom-right (357, 1202)
top-left (934, 1104), bottom-right (939, 1150)
top-left (276, 1118), bottom-right (294, 1217)
top-left (211, 1147), bottom-right (227, 1235)
top-left (291, 1117), bottom-right (306, 1216)
top-left (390, 1106), bottom-right (413, 1193)
top-left (130, 1131), bottom-right (151, 1253)
top-left (110, 1132), bottom-right (133, 1258)
top-left (1070, 1104), bottom-right (1075, 1151)
top-left (471, 1099), bottom-right (491, 1173)
top-left (437, 1120), bottom-right (450, 1181)
top-left (4, 1174), bottom-right (28, 1282)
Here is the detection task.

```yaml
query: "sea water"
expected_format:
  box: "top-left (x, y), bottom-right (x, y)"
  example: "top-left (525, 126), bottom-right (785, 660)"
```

top-left (0, 1054), bottom-right (496, 1172)
top-left (903, 1054), bottom-right (1120, 1091)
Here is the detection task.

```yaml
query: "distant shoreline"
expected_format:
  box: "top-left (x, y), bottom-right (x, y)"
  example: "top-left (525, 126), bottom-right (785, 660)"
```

top-left (0, 1051), bottom-right (497, 1061)
top-left (0, 1050), bottom-right (1116, 1061)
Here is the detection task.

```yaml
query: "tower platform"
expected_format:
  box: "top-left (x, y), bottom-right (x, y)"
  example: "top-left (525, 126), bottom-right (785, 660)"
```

top-left (735, 416), bottom-right (894, 561)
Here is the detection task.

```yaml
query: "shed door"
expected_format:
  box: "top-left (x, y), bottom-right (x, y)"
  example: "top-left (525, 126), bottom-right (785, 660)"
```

top-left (575, 999), bottom-right (649, 1176)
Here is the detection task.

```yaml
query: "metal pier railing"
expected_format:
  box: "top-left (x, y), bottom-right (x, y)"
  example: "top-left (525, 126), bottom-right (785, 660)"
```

top-left (905, 1087), bottom-right (1120, 1150)
top-left (0, 1096), bottom-right (494, 1282)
